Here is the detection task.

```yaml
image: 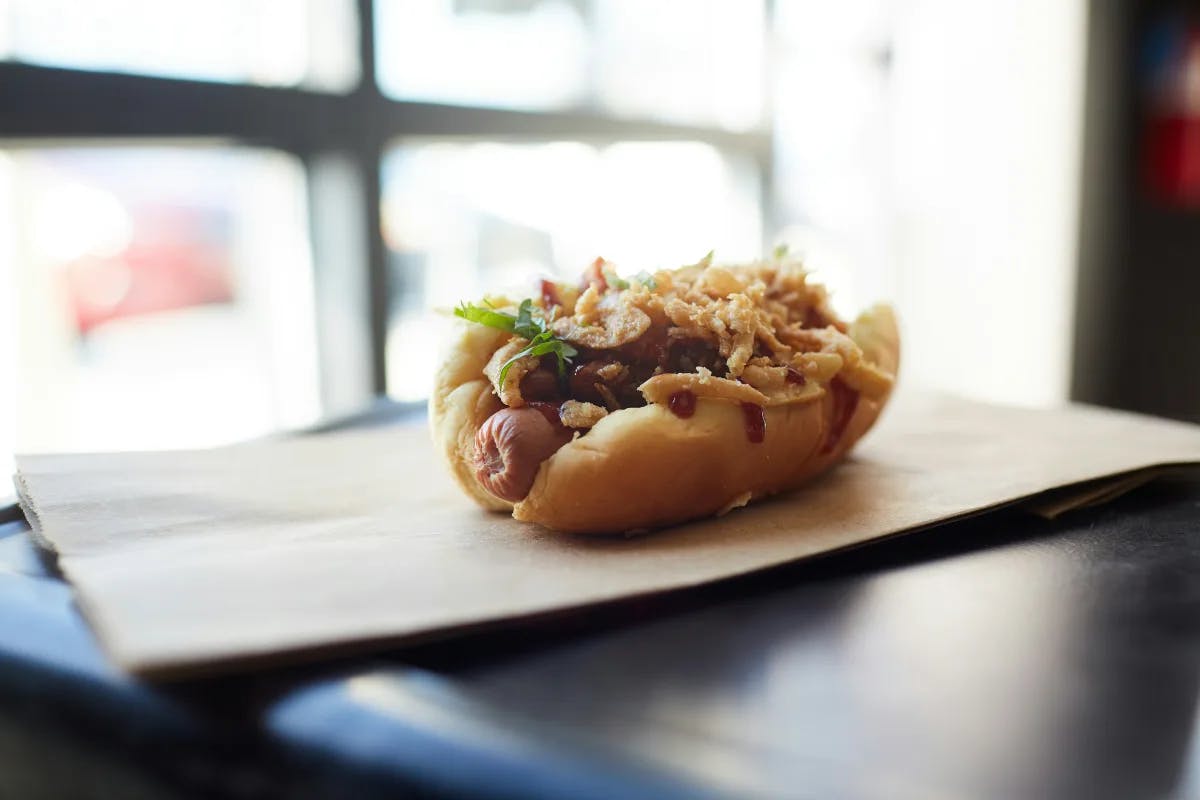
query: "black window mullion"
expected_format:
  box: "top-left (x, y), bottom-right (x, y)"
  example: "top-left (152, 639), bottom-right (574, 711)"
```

top-left (359, 143), bottom-right (389, 395)
top-left (1, 34), bottom-right (775, 404)
top-left (355, 0), bottom-right (390, 395)
top-left (0, 64), bottom-right (770, 154)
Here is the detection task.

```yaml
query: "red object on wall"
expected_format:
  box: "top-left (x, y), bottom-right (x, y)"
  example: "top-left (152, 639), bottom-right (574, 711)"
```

top-left (1144, 112), bottom-right (1200, 204)
top-left (1142, 24), bottom-right (1200, 206)
top-left (61, 206), bottom-right (235, 335)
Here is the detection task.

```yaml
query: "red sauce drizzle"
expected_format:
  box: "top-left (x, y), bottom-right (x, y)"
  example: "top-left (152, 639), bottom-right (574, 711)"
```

top-left (668, 390), bottom-right (696, 418)
top-left (540, 279), bottom-right (561, 310)
top-left (785, 366), bottom-right (807, 385)
top-left (741, 402), bottom-right (766, 443)
top-left (820, 379), bottom-right (860, 454)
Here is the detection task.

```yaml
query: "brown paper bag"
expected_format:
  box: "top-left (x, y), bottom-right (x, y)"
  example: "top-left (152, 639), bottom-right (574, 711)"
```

top-left (15, 393), bottom-right (1200, 678)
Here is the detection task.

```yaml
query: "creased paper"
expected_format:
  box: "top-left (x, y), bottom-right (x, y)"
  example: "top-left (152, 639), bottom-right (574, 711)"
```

top-left (15, 394), bottom-right (1200, 678)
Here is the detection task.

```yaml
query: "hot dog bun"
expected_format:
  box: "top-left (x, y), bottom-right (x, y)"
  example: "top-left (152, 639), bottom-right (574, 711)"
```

top-left (431, 256), bottom-right (899, 534)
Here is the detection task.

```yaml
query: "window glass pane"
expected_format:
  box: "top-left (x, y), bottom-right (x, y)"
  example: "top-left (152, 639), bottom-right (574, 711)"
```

top-left (771, 0), bottom-right (894, 314)
top-left (381, 139), bottom-right (761, 401)
top-left (772, 0), bottom-right (1085, 407)
top-left (374, 0), bottom-right (765, 130)
top-left (592, 0), bottom-right (766, 130)
top-left (375, 0), bottom-right (589, 110)
top-left (0, 0), bottom-right (360, 91)
top-left (0, 146), bottom-right (322, 461)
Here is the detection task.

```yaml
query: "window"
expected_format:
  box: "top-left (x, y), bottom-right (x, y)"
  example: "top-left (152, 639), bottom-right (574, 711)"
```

top-left (381, 139), bottom-right (761, 399)
top-left (0, 0), bottom-right (772, 465)
top-left (375, 0), bottom-right (766, 129)
top-left (1, 0), bottom-right (1094, 492)
top-left (0, 146), bottom-right (320, 454)
top-left (0, 0), bottom-right (360, 90)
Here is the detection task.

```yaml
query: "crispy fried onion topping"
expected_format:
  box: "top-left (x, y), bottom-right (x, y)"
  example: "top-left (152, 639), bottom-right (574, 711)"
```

top-left (478, 257), bottom-right (894, 409)
top-left (551, 289), bottom-right (651, 349)
top-left (639, 366), bottom-right (825, 408)
top-left (639, 370), bottom-right (768, 406)
top-left (482, 340), bottom-right (538, 408)
top-left (641, 260), bottom-right (844, 382)
top-left (558, 399), bottom-right (608, 429)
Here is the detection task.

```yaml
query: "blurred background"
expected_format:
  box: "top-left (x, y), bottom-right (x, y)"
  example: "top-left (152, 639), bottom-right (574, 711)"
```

top-left (0, 0), bottom-right (1197, 465)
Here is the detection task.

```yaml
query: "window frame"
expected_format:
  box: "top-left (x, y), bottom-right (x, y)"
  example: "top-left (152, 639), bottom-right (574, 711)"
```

top-left (0, 0), bottom-right (774, 403)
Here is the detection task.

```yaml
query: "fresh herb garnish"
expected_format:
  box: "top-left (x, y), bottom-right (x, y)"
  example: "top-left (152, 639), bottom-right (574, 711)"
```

top-left (773, 243), bottom-right (789, 260)
top-left (454, 299), bottom-right (578, 386)
top-left (453, 302), bottom-right (520, 333)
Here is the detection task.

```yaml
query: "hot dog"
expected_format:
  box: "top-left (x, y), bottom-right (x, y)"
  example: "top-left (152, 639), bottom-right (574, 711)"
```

top-left (430, 252), bottom-right (900, 534)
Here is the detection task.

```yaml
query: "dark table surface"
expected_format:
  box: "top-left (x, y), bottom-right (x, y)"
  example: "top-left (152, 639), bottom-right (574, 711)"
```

top-left (2, 403), bottom-right (1199, 800)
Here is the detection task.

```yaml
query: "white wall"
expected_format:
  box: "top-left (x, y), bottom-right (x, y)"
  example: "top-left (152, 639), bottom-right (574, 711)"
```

top-left (888, 0), bottom-right (1088, 406)
top-left (774, 0), bottom-right (1088, 407)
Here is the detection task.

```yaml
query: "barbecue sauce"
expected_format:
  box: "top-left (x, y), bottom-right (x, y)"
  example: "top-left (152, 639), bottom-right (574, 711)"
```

top-left (741, 403), bottom-right (766, 443)
top-left (669, 391), bottom-right (764, 442)
top-left (667, 390), bottom-right (696, 418)
top-left (820, 379), bottom-right (859, 454)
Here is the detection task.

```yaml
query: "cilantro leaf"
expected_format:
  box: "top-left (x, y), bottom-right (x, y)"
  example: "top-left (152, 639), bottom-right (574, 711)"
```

top-left (512, 298), bottom-right (545, 340)
top-left (454, 302), bottom-right (517, 332)
top-left (497, 332), bottom-right (578, 385)
top-left (457, 299), bottom-right (578, 387)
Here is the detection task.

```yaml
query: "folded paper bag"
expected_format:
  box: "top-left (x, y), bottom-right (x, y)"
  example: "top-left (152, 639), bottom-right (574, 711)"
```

top-left (14, 393), bottom-right (1200, 679)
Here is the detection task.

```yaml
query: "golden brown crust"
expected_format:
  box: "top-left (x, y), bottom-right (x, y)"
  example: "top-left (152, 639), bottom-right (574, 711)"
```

top-left (513, 400), bottom-right (825, 532)
top-left (850, 303), bottom-right (901, 379)
top-left (430, 302), bottom-right (900, 534)
top-left (430, 322), bottom-right (510, 512)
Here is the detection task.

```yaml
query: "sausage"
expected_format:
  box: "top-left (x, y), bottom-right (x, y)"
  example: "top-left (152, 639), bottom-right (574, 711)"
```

top-left (473, 407), bottom-right (573, 502)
